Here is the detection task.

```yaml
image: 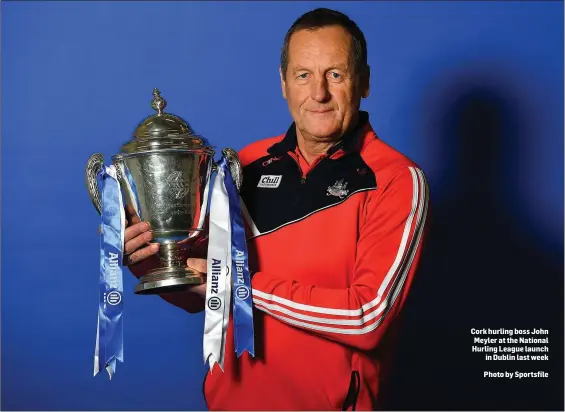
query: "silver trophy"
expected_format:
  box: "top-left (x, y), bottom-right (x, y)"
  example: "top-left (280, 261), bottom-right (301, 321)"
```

top-left (85, 88), bottom-right (242, 295)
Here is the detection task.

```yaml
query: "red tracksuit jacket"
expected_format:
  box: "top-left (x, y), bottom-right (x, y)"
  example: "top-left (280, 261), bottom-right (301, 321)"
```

top-left (203, 111), bottom-right (430, 410)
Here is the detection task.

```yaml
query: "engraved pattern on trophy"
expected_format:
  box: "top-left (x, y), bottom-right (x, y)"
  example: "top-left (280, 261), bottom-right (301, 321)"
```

top-left (222, 148), bottom-right (243, 191)
top-left (128, 155), bottom-right (201, 240)
top-left (85, 153), bottom-right (105, 214)
top-left (157, 243), bottom-right (186, 268)
top-left (167, 170), bottom-right (191, 199)
top-left (113, 160), bottom-right (124, 182)
top-left (114, 160), bottom-right (140, 221)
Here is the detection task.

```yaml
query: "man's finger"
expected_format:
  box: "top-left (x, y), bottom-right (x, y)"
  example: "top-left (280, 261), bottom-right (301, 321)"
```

top-left (124, 222), bottom-right (150, 242)
top-left (124, 231), bottom-right (153, 254)
top-left (127, 243), bottom-right (159, 265)
top-left (187, 258), bottom-right (207, 274)
top-left (125, 205), bottom-right (142, 225)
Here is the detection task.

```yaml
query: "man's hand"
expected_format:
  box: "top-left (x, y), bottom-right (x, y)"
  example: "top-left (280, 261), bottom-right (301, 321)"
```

top-left (120, 205), bottom-right (161, 278)
top-left (186, 258), bottom-right (207, 299)
top-left (159, 258), bottom-right (207, 313)
top-left (97, 206), bottom-right (160, 276)
top-left (125, 222), bottom-right (159, 264)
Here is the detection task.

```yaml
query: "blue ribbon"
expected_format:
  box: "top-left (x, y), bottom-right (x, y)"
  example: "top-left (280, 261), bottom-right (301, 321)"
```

top-left (95, 166), bottom-right (124, 378)
top-left (123, 165), bottom-right (142, 221)
top-left (218, 157), bottom-right (255, 357)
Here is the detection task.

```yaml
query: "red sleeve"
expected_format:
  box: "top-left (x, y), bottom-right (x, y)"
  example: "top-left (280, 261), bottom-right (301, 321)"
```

top-left (251, 166), bottom-right (430, 351)
top-left (238, 136), bottom-right (283, 168)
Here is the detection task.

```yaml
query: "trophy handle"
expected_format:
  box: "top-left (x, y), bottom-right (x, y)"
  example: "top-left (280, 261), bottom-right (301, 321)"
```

top-left (85, 153), bottom-right (104, 215)
top-left (219, 148), bottom-right (243, 192)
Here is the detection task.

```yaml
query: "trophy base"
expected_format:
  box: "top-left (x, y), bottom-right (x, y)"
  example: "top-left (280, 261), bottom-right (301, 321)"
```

top-left (135, 267), bottom-right (206, 295)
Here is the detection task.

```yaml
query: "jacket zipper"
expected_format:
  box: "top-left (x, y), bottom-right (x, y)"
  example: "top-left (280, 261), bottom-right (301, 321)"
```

top-left (341, 371), bottom-right (361, 411)
top-left (288, 152), bottom-right (328, 184)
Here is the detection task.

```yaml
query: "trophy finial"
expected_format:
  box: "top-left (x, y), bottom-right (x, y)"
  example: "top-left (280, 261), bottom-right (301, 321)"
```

top-left (130, 87), bottom-right (197, 141)
top-left (151, 88), bottom-right (166, 115)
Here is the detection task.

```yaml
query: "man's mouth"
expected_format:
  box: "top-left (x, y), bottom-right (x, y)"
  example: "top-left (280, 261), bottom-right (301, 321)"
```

top-left (308, 109), bottom-right (333, 114)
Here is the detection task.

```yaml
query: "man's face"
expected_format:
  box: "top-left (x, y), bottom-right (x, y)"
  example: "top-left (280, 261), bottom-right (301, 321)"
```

top-left (280, 25), bottom-right (369, 141)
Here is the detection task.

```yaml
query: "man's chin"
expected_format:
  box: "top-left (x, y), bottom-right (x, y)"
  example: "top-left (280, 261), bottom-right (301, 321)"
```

top-left (302, 122), bottom-right (340, 140)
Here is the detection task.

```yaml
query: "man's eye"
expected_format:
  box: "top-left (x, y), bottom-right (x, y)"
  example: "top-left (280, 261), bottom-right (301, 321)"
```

top-left (297, 73), bottom-right (309, 79)
top-left (329, 72), bottom-right (342, 79)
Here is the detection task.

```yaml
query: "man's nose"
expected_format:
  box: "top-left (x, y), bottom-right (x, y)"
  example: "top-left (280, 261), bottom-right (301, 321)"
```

top-left (310, 77), bottom-right (331, 103)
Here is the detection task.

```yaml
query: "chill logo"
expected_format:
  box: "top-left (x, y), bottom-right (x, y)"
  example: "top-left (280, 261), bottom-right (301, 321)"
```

top-left (257, 175), bottom-right (282, 188)
top-left (207, 258), bottom-right (222, 311)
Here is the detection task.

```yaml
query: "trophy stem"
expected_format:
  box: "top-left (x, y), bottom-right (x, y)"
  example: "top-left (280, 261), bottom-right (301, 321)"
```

top-left (158, 242), bottom-right (186, 267)
top-left (134, 243), bottom-right (206, 295)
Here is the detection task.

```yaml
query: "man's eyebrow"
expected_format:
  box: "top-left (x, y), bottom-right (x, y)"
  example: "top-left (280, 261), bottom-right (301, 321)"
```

top-left (291, 63), bottom-right (351, 73)
top-left (291, 66), bottom-right (310, 73)
top-left (328, 63), bottom-right (350, 72)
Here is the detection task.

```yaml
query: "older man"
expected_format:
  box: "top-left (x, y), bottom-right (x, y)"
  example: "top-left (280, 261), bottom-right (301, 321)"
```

top-left (124, 8), bottom-right (429, 411)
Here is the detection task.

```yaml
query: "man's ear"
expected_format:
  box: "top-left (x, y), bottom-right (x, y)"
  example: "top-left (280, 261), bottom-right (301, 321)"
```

top-left (361, 65), bottom-right (370, 99)
top-left (279, 67), bottom-right (287, 100)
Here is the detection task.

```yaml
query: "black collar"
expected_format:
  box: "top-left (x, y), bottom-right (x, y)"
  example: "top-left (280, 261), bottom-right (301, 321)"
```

top-left (267, 111), bottom-right (370, 156)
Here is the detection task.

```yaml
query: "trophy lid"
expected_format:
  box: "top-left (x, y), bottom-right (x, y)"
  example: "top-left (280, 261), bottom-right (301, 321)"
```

top-left (119, 88), bottom-right (211, 154)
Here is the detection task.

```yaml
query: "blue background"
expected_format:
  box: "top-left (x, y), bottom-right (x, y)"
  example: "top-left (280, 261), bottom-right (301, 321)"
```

top-left (2, 1), bottom-right (563, 410)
